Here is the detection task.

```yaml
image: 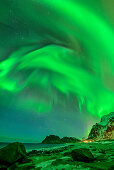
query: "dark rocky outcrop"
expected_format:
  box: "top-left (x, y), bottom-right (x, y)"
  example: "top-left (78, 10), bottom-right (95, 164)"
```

top-left (42, 135), bottom-right (61, 144)
top-left (42, 135), bottom-right (80, 144)
top-left (61, 137), bottom-right (80, 143)
top-left (71, 148), bottom-right (95, 163)
top-left (88, 112), bottom-right (114, 140)
top-left (0, 142), bottom-right (26, 166)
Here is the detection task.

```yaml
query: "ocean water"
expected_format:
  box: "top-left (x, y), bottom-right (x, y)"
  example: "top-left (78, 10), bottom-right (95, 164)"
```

top-left (0, 142), bottom-right (65, 152)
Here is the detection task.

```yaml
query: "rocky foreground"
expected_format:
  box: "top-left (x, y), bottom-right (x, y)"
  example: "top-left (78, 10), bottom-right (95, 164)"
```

top-left (0, 140), bottom-right (114, 170)
top-left (0, 112), bottom-right (113, 169)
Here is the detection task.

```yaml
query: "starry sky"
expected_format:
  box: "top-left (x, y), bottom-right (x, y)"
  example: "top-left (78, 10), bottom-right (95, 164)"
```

top-left (0, 0), bottom-right (114, 142)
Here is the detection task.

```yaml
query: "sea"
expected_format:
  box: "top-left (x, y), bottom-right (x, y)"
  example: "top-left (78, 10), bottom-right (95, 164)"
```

top-left (0, 142), bottom-right (65, 152)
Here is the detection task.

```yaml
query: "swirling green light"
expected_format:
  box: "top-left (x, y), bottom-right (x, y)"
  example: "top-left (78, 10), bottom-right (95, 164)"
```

top-left (0, 0), bottom-right (114, 116)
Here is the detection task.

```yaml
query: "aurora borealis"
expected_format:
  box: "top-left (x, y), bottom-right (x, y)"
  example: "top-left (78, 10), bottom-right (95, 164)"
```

top-left (0, 0), bottom-right (114, 142)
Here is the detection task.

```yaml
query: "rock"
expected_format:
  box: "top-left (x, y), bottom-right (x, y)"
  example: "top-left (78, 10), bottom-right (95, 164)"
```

top-left (14, 164), bottom-right (35, 169)
top-left (98, 149), bottom-right (106, 154)
top-left (0, 164), bottom-right (7, 170)
top-left (88, 112), bottom-right (114, 140)
top-left (52, 158), bottom-right (74, 166)
top-left (63, 151), bottom-right (72, 156)
top-left (27, 150), bottom-right (43, 156)
top-left (42, 150), bottom-right (52, 155)
top-left (20, 156), bottom-right (32, 163)
top-left (108, 165), bottom-right (114, 170)
top-left (95, 155), bottom-right (106, 162)
top-left (42, 135), bottom-right (61, 144)
top-left (71, 148), bottom-right (95, 162)
top-left (61, 137), bottom-right (80, 143)
top-left (91, 148), bottom-right (97, 151)
top-left (34, 167), bottom-right (42, 170)
top-left (8, 162), bottom-right (19, 170)
top-left (0, 142), bottom-right (26, 166)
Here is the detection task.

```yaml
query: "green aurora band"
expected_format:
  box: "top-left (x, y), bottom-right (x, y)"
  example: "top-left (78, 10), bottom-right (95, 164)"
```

top-left (0, 0), bottom-right (114, 117)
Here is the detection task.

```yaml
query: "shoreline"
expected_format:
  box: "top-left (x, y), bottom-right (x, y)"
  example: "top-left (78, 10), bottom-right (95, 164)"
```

top-left (0, 140), bottom-right (114, 169)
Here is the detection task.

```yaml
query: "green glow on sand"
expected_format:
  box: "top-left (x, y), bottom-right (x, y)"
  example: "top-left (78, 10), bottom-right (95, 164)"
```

top-left (0, 0), bottom-right (114, 117)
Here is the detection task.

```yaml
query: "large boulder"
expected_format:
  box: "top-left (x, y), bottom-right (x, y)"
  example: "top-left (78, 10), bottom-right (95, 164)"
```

top-left (61, 137), bottom-right (80, 143)
top-left (71, 148), bottom-right (95, 162)
top-left (88, 112), bottom-right (114, 140)
top-left (42, 135), bottom-right (61, 144)
top-left (0, 142), bottom-right (26, 166)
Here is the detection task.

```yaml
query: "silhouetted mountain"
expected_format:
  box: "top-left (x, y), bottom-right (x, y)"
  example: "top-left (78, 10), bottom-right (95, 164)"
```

top-left (42, 135), bottom-right (80, 144)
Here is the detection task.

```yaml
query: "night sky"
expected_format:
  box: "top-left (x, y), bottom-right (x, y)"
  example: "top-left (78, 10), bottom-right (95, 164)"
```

top-left (0, 0), bottom-right (114, 142)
